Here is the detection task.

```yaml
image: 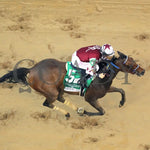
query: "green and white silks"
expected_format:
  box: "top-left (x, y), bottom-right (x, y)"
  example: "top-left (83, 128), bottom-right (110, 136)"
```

top-left (63, 62), bottom-right (93, 93)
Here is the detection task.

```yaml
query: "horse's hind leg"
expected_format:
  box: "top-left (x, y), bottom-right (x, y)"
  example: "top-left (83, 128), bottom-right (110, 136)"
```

top-left (57, 92), bottom-right (85, 116)
top-left (108, 86), bottom-right (126, 107)
top-left (43, 98), bottom-right (70, 119)
top-left (57, 96), bottom-right (77, 111)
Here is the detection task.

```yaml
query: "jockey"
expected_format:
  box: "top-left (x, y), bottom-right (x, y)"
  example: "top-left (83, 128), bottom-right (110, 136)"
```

top-left (71, 44), bottom-right (115, 96)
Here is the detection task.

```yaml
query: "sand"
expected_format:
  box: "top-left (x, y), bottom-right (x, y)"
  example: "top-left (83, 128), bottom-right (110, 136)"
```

top-left (0, 0), bottom-right (150, 150)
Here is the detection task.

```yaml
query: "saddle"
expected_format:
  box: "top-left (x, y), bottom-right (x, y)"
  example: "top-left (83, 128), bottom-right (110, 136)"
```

top-left (63, 62), bottom-right (93, 96)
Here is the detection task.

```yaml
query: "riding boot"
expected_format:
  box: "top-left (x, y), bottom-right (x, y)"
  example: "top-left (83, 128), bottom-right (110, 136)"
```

top-left (79, 78), bottom-right (86, 96)
top-left (79, 70), bottom-right (90, 96)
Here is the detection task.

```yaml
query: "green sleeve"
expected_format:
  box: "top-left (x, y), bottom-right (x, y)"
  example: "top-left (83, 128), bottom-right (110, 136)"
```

top-left (89, 58), bottom-right (97, 67)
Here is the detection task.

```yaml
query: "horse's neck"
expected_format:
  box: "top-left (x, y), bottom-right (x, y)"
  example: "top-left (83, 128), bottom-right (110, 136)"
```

top-left (110, 59), bottom-right (121, 79)
top-left (92, 60), bottom-right (120, 88)
top-left (112, 68), bottom-right (119, 79)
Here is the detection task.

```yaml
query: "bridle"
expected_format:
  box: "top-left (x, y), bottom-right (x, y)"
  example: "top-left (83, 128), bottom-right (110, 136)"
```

top-left (106, 55), bottom-right (140, 74)
top-left (123, 55), bottom-right (140, 74)
top-left (123, 56), bottom-right (128, 64)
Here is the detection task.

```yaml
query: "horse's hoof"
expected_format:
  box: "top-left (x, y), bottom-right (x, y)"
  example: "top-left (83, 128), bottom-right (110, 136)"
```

top-left (119, 100), bottom-right (125, 107)
top-left (100, 112), bottom-right (105, 115)
top-left (77, 107), bottom-right (85, 116)
top-left (99, 109), bottom-right (105, 115)
top-left (65, 113), bottom-right (70, 120)
top-left (99, 111), bottom-right (105, 115)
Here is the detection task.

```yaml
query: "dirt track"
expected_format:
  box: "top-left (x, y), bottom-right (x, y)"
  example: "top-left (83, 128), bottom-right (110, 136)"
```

top-left (0, 0), bottom-right (150, 150)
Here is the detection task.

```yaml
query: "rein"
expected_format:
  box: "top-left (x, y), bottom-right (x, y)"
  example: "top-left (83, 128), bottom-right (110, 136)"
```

top-left (98, 60), bottom-right (120, 74)
top-left (99, 55), bottom-right (140, 76)
top-left (110, 62), bottom-right (120, 69)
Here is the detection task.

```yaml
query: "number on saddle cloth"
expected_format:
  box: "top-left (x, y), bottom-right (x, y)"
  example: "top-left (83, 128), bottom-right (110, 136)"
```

top-left (63, 62), bottom-right (93, 92)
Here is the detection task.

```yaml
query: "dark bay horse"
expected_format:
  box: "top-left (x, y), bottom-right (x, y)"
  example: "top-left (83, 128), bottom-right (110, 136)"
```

top-left (0, 51), bottom-right (145, 119)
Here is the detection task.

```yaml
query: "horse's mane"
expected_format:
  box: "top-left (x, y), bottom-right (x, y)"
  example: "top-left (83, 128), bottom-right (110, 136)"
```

top-left (111, 56), bottom-right (118, 63)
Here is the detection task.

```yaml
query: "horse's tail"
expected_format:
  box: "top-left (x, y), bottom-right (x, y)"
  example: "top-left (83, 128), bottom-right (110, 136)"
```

top-left (0, 68), bottom-right (30, 85)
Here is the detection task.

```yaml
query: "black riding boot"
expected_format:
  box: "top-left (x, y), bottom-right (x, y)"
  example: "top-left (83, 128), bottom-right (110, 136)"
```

top-left (79, 70), bottom-right (90, 96)
top-left (79, 77), bottom-right (86, 96)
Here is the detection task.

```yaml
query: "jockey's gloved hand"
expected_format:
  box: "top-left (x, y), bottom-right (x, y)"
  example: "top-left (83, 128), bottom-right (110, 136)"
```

top-left (86, 64), bottom-right (99, 76)
top-left (99, 73), bottom-right (106, 79)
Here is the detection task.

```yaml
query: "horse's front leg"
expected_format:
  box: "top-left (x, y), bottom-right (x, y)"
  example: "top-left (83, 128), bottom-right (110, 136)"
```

top-left (85, 97), bottom-right (105, 115)
top-left (108, 86), bottom-right (126, 107)
top-left (89, 100), bottom-right (105, 115)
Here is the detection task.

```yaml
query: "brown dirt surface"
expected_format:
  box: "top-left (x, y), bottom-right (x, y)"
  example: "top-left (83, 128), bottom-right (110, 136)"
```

top-left (0, 0), bottom-right (150, 150)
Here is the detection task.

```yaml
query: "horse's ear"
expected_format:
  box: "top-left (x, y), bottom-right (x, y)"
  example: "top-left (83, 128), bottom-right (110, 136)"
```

top-left (117, 51), bottom-right (127, 59)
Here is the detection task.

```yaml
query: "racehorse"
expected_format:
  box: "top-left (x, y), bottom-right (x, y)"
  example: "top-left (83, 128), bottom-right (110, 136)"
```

top-left (0, 51), bottom-right (145, 119)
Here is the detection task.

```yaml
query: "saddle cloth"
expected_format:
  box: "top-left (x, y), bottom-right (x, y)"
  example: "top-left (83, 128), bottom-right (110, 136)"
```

top-left (63, 62), bottom-right (93, 93)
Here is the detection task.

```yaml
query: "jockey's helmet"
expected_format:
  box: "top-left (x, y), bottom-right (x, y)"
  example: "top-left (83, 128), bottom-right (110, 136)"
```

top-left (101, 44), bottom-right (115, 60)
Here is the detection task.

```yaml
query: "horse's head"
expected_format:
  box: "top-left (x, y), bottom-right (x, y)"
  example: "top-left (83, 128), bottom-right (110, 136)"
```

top-left (115, 51), bottom-right (145, 76)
